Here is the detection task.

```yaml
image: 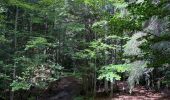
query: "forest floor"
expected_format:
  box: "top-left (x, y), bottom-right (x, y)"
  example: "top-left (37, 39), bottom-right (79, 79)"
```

top-left (95, 85), bottom-right (170, 100)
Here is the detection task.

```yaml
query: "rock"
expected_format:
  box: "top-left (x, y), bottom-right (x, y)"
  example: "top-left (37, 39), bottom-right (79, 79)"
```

top-left (41, 76), bottom-right (82, 100)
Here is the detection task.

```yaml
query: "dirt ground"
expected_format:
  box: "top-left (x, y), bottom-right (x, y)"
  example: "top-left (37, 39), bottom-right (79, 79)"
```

top-left (95, 85), bottom-right (170, 100)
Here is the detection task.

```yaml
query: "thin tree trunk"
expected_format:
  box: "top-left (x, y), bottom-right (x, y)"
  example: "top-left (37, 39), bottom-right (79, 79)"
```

top-left (30, 14), bottom-right (33, 33)
top-left (104, 22), bottom-right (109, 93)
top-left (110, 39), bottom-right (118, 96)
top-left (44, 13), bottom-right (48, 34)
top-left (93, 32), bottom-right (97, 98)
top-left (53, 15), bottom-right (59, 63)
top-left (110, 80), bottom-right (114, 97)
top-left (110, 43), bottom-right (115, 97)
top-left (104, 80), bottom-right (109, 92)
top-left (10, 7), bottom-right (19, 100)
top-left (104, 48), bottom-right (109, 92)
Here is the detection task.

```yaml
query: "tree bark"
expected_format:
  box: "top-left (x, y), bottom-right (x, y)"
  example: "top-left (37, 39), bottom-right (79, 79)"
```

top-left (10, 7), bottom-right (19, 100)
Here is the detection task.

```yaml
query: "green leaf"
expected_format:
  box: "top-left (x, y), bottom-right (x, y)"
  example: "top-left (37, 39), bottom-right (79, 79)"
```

top-left (10, 81), bottom-right (31, 91)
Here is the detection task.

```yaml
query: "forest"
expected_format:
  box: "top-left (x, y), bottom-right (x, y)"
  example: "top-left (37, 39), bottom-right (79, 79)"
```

top-left (0, 0), bottom-right (170, 100)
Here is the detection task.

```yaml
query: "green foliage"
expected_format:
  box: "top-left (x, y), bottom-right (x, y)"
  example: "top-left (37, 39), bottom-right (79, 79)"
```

top-left (0, 35), bottom-right (8, 44)
top-left (25, 37), bottom-right (48, 50)
top-left (10, 80), bottom-right (31, 91)
top-left (0, 0), bottom-right (169, 99)
top-left (67, 23), bottom-right (85, 32)
top-left (92, 20), bottom-right (108, 28)
top-left (90, 39), bottom-right (115, 50)
top-left (7, 0), bottom-right (35, 10)
top-left (75, 39), bottom-right (115, 60)
top-left (38, 0), bottom-right (54, 6)
top-left (31, 17), bottom-right (43, 24)
top-left (0, 73), bottom-right (11, 89)
top-left (98, 64), bottom-right (129, 81)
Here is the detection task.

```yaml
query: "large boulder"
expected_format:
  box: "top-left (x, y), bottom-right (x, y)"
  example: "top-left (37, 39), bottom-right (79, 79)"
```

top-left (41, 76), bottom-right (82, 100)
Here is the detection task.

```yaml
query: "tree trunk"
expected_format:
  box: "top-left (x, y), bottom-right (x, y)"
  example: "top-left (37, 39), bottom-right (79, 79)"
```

top-left (110, 80), bottom-right (114, 98)
top-left (30, 14), bottom-right (33, 33)
top-left (10, 7), bottom-right (19, 100)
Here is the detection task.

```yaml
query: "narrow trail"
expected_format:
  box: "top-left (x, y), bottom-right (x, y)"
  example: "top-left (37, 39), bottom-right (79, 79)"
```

top-left (95, 85), bottom-right (170, 100)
